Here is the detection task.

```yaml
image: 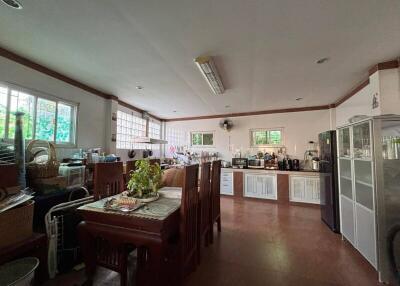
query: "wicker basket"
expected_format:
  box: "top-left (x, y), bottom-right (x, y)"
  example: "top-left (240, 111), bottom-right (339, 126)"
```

top-left (26, 140), bottom-right (60, 179)
top-left (0, 200), bottom-right (34, 249)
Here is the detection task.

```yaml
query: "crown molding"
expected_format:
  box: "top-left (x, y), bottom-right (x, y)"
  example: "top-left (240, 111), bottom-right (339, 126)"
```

top-left (368, 59), bottom-right (399, 76)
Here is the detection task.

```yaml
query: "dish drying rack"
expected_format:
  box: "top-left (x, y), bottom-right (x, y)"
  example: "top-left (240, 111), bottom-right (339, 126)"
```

top-left (45, 187), bottom-right (93, 279)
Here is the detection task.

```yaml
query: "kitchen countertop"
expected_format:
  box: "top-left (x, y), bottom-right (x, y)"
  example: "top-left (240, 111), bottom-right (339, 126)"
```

top-left (221, 167), bottom-right (320, 176)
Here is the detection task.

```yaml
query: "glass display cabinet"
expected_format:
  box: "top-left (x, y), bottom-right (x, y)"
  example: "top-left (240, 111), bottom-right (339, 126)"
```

top-left (337, 115), bottom-right (400, 285)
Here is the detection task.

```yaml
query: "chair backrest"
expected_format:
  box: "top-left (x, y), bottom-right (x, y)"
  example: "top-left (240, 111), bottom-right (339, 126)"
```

top-left (125, 160), bottom-right (138, 177)
top-left (161, 168), bottom-right (184, 188)
top-left (149, 159), bottom-right (161, 166)
top-left (180, 164), bottom-right (199, 267)
top-left (211, 160), bottom-right (222, 221)
top-left (199, 162), bottom-right (211, 234)
top-left (94, 162), bottom-right (124, 200)
top-left (0, 164), bottom-right (18, 188)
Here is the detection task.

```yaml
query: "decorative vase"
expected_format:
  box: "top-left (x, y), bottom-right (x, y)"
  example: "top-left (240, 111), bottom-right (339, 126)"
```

top-left (14, 112), bottom-right (26, 188)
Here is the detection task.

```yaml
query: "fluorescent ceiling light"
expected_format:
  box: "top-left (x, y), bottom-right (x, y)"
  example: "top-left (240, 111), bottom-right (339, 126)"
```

top-left (194, 56), bottom-right (225, 95)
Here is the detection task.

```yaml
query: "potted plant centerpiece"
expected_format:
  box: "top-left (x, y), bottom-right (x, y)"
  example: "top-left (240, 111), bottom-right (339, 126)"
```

top-left (126, 160), bottom-right (162, 202)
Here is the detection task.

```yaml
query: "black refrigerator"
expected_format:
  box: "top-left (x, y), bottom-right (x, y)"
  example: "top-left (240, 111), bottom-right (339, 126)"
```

top-left (319, 130), bottom-right (340, 233)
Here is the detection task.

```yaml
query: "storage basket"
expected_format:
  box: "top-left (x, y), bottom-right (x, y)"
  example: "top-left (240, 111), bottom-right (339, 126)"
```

top-left (0, 200), bottom-right (34, 249)
top-left (26, 140), bottom-right (60, 179)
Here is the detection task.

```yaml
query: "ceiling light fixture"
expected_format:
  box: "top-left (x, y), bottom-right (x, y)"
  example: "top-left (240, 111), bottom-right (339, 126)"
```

top-left (194, 56), bottom-right (225, 95)
top-left (136, 86), bottom-right (143, 90)
top-left (316, 57), bottom-right (330, 64)
top-left (1, 0), bottom-right (23, 9)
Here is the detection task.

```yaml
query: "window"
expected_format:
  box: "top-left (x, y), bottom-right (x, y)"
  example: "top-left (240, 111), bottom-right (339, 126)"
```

top-left (250, 128), bottom-right (283, 147)
top-left (190, 131), bottom-right (214, 147)
top-left (148, 121), bottom-right (161, 150)
top-left (166, 127), bottom-right (187, 157)
top-left (0, 84), bottom-right (77, 145)
top-left (116, 110), bottom-right (146, 149)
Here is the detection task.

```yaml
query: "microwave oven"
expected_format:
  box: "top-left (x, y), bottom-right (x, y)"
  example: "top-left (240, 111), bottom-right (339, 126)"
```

top-left (232, 158), bottom-right (248, 169)
top-left (248, 159), bottom-right (265, 169)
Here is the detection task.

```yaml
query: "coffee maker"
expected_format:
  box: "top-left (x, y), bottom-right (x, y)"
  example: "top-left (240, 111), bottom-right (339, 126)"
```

top-left (304, 141), bottom-right (318, 171)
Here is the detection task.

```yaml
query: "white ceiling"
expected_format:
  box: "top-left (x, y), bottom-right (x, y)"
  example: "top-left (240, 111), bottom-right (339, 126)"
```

top-left (0, 0), bottom-right (399, 119)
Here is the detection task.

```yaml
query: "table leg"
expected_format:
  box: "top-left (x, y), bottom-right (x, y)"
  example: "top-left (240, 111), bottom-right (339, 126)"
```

top-left (78, 222), bottom-right (96, 283)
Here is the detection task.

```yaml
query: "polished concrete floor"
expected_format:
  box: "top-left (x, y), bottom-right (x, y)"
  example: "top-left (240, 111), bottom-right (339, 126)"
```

top-left (44, 197), bottom-right (380, 286)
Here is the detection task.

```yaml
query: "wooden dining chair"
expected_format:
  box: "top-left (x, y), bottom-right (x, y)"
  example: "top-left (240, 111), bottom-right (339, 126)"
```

top-left (149, 158), bottom-right (161, 166)
top-left (161, 168), bottom-right (184, 188)
top-left (93, 162), bottom-right (124, 200)
top-left (210, 160), bottom-right (222, 243)
top-left (176, 164), bottom-right (199, 284)
top-left (0, 163), bottom-right (18, 188)
top-left (90, 161), bottom-right (131, 285)
top-left (125, 159), bottom-right (138, 177)
top-left (197, 162), bottom-right (211, 264)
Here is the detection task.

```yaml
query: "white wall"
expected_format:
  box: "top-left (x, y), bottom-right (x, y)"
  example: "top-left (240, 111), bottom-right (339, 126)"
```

top-left (336, 67), bottom-right (400, 127)
top-left (166, 109), bottom-right (332, 161)
top-left (0, 56), bottom-right (108, 158)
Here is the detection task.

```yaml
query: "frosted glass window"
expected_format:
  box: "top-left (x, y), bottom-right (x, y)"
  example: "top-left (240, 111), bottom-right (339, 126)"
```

top-left (116, 111), bottom-right (146, 150)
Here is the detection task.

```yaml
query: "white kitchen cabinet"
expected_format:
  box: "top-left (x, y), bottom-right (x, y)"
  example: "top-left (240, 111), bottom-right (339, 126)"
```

top-left (338, 121), bottom-right (377, 269)
top-left (289, 175), bottom-right (320, 204)
top-left (244, 173), bottom-right (277, 200)
top-left (220, 171), bottom-right (233, 196)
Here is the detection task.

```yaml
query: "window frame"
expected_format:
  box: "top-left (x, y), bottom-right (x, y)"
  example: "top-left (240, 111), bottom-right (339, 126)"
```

top-left (0, 82), bottom-right (78, 147)
top-left (249, 127), bottom-right (284, 148)
top-left (190, 131), bottom-right (215, 148)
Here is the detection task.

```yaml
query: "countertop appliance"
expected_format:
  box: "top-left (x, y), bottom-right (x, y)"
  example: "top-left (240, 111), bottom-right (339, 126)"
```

top-left (221, 160), bottom-right (232, 168)
top-left (318, 130), bottom-right (339, 233)
top-left (232, 158), bottom-right (248, 169)
top-left (248, 159), bottom-right (265, 169)
top-left (292, 159), bottom-right (300, 171)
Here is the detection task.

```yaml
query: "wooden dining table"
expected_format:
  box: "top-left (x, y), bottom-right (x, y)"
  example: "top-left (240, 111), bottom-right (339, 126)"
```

top-left (78, 187), bottom-right (182, 286)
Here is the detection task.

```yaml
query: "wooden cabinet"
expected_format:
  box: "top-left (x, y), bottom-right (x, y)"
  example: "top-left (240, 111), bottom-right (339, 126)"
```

top-left (289, 175), bottom-right (320, 204)
top-left (244, 173), bottom-right (277, 200)
top-left (220, 171), bottom-right (234, 196)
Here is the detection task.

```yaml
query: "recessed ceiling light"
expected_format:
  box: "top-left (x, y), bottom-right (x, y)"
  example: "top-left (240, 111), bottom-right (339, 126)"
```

top-left (136, 86), bottom-right (143, 90)
top-left (1, 0), bottom-right (23, 9)
top-left (296, 97), bottom-right (303, 101)
top-left (316, 57), bottom-right (330, 64)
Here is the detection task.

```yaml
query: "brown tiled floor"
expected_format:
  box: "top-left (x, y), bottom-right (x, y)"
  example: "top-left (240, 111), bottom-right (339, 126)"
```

top-left (44, 197), bottom-right (380, 286)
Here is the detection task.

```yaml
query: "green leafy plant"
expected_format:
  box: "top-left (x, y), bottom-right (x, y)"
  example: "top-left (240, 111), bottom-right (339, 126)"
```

top-left (127, 160), bottom-right (163, 198)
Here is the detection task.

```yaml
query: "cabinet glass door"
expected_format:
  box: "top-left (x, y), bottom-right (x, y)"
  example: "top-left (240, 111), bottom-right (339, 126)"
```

top-left (339, 159), bottom-right (353, 199)
top-left (352, 121), bottom-right (372, 159)
top-left (338, 127), bottom-right (351, 158)
top-left (354, 160), bottom-right (374, 210)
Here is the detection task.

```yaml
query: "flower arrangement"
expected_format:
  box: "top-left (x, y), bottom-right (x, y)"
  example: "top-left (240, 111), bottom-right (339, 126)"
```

top-left (127, 159), bottom-right (162, 199)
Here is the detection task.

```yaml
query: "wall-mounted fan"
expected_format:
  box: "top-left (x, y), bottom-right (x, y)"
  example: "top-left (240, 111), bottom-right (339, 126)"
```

top-left (219, 118), bottom-right (234, 132)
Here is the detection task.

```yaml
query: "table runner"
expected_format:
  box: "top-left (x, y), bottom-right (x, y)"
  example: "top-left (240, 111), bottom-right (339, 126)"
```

top-left (79, 187), bottom-right (182, 220)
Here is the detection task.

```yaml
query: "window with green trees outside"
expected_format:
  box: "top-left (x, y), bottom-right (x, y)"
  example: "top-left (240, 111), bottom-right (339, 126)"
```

top-left (250, 128), bottom-right (283, 147)
top-left (191, 131), bottom-right (214, 147)
top-left (0, 84), bottom-right (77, 145)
